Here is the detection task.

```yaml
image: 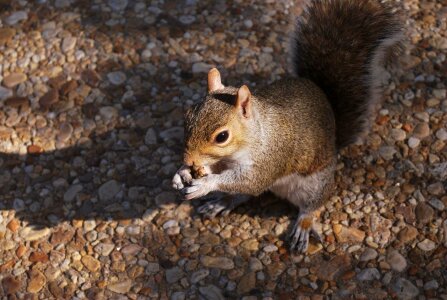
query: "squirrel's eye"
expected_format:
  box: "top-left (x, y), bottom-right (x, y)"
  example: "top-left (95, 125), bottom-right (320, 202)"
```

top-left (215, 131), bottom-right (229, 144)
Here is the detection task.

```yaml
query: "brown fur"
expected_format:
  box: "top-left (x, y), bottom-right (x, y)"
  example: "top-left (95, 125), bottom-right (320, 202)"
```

top-left (184, 87), bottom-right (250, 168)
top-left (184, 78), bottom-right (336, 196)
top-left (299, 216), bottom-right (313, 230)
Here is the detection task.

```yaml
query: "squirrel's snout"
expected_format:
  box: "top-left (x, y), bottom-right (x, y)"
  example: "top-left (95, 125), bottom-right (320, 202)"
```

top-left (184, 151), bottom-right (209, 170)
top-left (183, 152), bottom-right (196, 167)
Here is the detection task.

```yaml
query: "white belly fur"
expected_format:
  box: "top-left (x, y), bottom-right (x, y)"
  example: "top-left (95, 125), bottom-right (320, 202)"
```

top-left (269, 165), bottom-right (332, 209)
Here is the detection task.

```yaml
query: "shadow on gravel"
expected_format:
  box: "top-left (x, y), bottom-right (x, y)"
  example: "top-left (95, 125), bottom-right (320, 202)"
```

top-left (0, 0), bottom-right (291, 229)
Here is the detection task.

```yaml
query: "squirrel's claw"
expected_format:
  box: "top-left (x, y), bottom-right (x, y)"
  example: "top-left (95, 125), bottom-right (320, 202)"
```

top-left (172, 173), bottom-right (184, 190)
top-left (182, 176), bottom-right (216, 200)
top-left (172, 165), bottom-right (193, 190)
top-left (310, 227), bottom-right (323, 243)
top-left (289, 213), bottom-right (319, 253)
top-left (290, 225), bottom-right (309, 253)
top-left (197, 196), bottom-right (228, 218)
top-left (182, 188), bottom-right (200, 201)
top-left (197, 195), bottom-right (251, 219)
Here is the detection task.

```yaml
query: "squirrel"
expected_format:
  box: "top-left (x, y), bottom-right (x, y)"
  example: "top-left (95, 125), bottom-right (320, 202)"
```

top-left (172, 0), bottom-right (402, 252)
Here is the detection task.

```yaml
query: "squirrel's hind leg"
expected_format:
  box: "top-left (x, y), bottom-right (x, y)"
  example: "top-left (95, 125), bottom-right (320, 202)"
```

top-left (270, 161), bottom-right (335, 253)
top-left (197, 194), bottom-right (251, 219)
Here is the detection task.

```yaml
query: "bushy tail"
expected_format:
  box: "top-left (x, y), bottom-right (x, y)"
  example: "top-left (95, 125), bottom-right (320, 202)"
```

top-left (293, 0), bottom-right (402, 147)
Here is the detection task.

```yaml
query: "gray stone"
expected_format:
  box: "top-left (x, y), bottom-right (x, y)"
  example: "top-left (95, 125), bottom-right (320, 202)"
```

top-left (199, 285), bottom-right (225, 300)
top-left (141, 49), bottom-right (152, 61)
top-left (379, 146), bottom-right (396, 160)
top-left (201, 256), bottom-right (234, 270)
top-left (179, 15), bottom-right (196, 25)
top-left (128, 186), bottom-right (143, 200)
top-left (107, 71), bottom-right (127, 85)
top-left (390, 128), bottom-right (406, 141)
top-left (171, 292), bottom-right (186, 300)
top-left (108, 0), bottom-right (128, 11)
top-left (98, 180), bottom-right (121, 201)
top-left (427, 182), bottom-right (445, 196)
top-left (249, 257), bottom-right (263, 271)
top-left (166, 267), bottom-right (184, 283)
top-left (298, 268), bottom-right (309, 277)
top-left (391, 278), bottom-right (419, 300)
top-left (5, 11), bottom-right (28, 25)
top-left (29, 202), bottom-right (41, 213)
top-left (417, 239), bottom-right (436, 251)
top-left (94, 243), bottom-right (115, 256)
top-left (126, 226), bottom-right (140, 235)
top-left (144, 128), bottom-right (157, 145)
top-left (263, 244), bottom-right (278, 252)
top-left (244, 20), bottom-right (253, 28)
top-left (99, 106), bottom-right (119, 120)
top-left (145, 262), bottom-right (160, 275)
top-left (382, 272), bottom-right (393, 285)
top-left (0, 87), bottom-right (13, 101)
top-left (13, 198), bottom-right (25, 211)
top-left (190, 269), bottom-right (209, 284)
top-left (436, 128), bottom-right (447, 141)
top-left (360, 248), bottom-right (378, 262)
top-left (430, 163), bottom-right (447, 180)
top-left (61, 37), bottom-right (77, 53)
top-left (57, 122), bottom-right (73, 142)
top-left (163, 220), bottom-right (178, 229)
top-left (424, 280), bottom-right (439, 290)
top-left (433, 89), bottom-right (446, 99)
top-left (63, 184), bottom-right (83, 202)
top-left (429, 198), bottom-right (445, 211)
top-left (84, 220), bottom-right (96, 232)
top-left (408, 137), bottom-right (420, 148)
top-left (386, 250), bottom-right (407, 272)
top-left (356, 268), bottom-right (381, 281)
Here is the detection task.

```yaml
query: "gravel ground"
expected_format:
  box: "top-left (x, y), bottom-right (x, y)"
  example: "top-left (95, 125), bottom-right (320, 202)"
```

top-left (0, 0), bottom-right (446, 299)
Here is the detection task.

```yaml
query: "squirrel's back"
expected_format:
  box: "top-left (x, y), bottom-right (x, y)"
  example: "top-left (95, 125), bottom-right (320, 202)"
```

top-left (293, 0), bottom-right (402, 147)
top-left (256, 78), bottom-right (336, 175)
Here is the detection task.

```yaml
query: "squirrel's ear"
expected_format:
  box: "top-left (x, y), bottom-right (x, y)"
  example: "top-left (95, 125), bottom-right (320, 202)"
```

top-left (208, 68), bottom-right (225, 92)
top-left (236, 85), bottom-right (251, 118)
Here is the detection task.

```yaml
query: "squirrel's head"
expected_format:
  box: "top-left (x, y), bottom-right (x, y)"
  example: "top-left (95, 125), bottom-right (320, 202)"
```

top-left (183, 68), bottom-right (254, 171)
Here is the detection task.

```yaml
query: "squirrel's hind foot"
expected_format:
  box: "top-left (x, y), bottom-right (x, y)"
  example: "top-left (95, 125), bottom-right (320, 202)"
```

top-left (197, 194), bottom-right (250, 219)
top-left (289, 212), bottom-right (322, 253)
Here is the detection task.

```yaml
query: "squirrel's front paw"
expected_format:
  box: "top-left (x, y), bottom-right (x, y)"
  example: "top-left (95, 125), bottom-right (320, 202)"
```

top-left (172, 165), bottom-right (193, 190)
top-left (182, 175), bottom-right (217, 200)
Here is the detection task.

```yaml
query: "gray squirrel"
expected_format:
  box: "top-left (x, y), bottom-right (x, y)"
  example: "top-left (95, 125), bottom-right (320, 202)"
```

top-left (172, 0), bottom-right (402, 252)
